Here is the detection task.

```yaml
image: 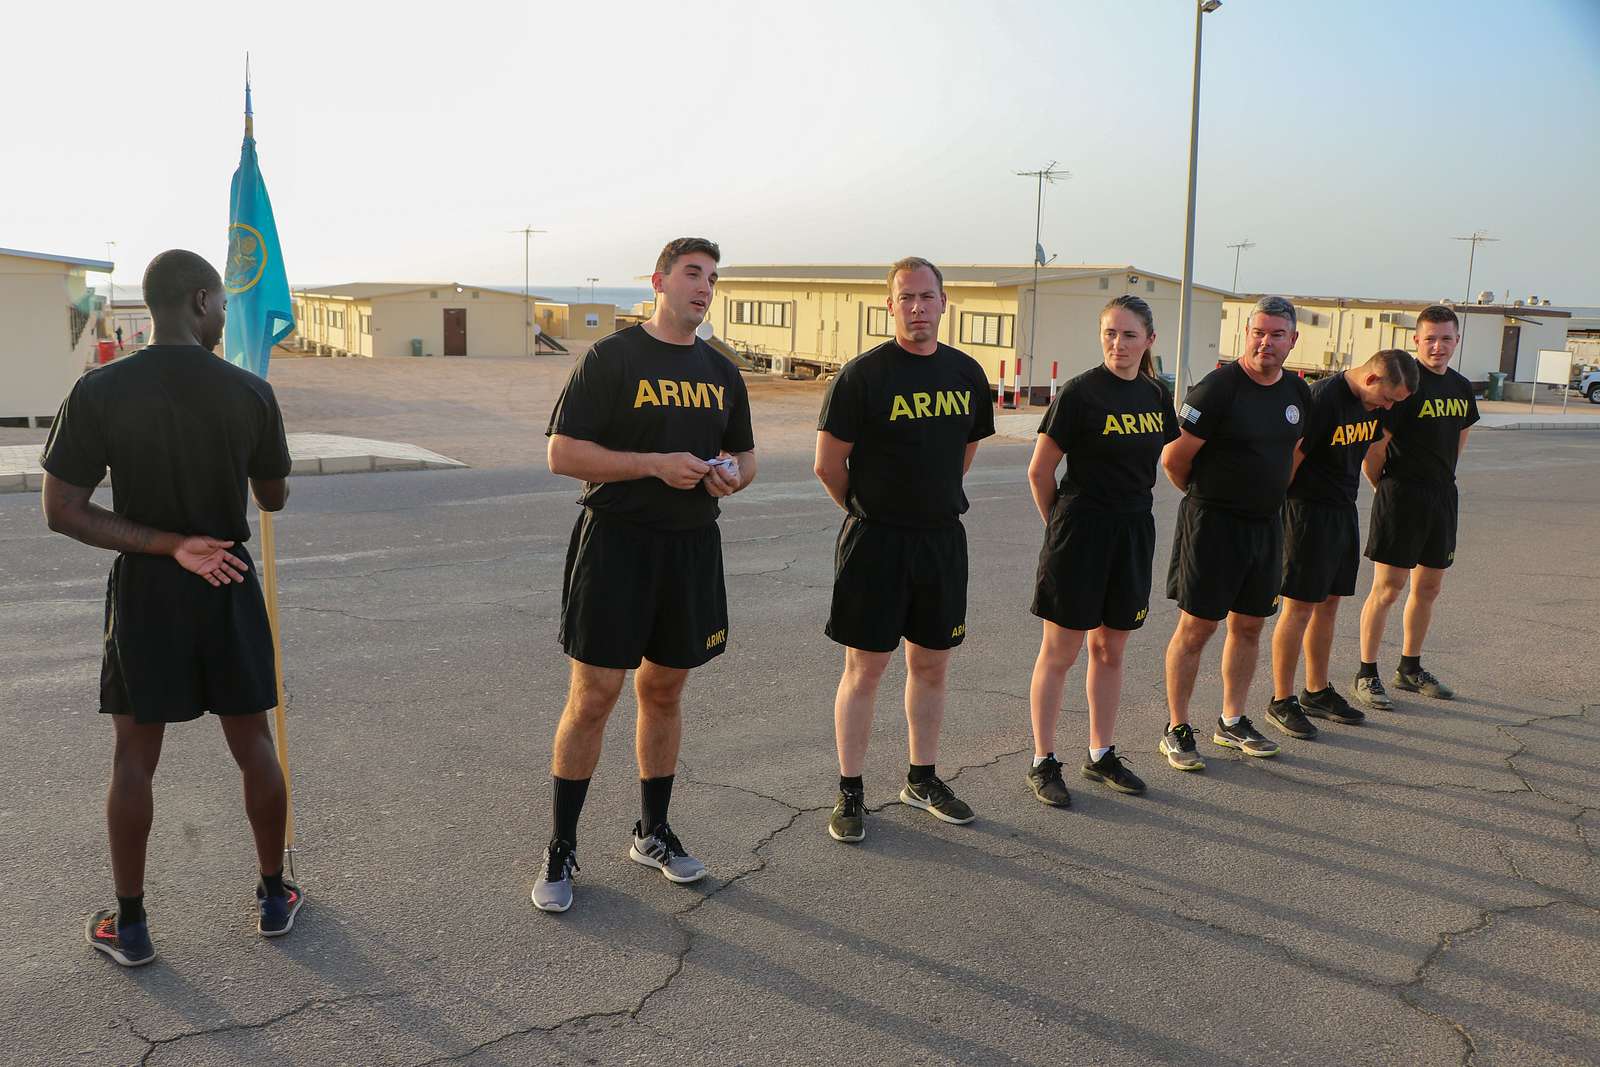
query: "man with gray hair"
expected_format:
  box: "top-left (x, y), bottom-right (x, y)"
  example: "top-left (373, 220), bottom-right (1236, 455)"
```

top-left (1156, 296), bottom-right (1313, 771)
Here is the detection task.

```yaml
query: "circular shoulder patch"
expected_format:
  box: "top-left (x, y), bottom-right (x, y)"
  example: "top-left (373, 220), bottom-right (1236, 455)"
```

top-left (1285, 405), bottom-right (1301, 425)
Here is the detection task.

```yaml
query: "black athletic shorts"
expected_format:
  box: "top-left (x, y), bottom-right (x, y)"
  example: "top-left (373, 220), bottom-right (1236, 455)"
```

top-left (1032, 503), bottom-right (1156, 631)
top-left (100, 548), bottom-right (278, 724)
top-left (1280, 498), bottom-right (1360, 603)
top-left (559, 508), bottom-right (729, 670)
top-left (1166, 497), bottom-right (1282, 621)
top-left (1365, 477), bottom-right (1459, 571)
top-left (826, 516), bottom-right (967, 653)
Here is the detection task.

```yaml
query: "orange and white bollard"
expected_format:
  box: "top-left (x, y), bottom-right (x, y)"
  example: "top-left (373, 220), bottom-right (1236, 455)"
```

top-left (1049, 360), bottom-right (1058, 401)
top-left (1013, 361), bottom-right (1025, 408)
top-left (996, 360), bottom-right (1008, 408)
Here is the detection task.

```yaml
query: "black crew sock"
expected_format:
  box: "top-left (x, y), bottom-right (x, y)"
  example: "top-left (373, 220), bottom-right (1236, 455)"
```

top-left (640, 774), bottom-right (675, 835)
top-left (839, 774), bottom-right (863, 795)
top-left (1357, 661), bottom-right (1379, 679)
top-left (907, 763), bottom-right (936, 785)
top-left (116, 893), bottom-right (146, 927)
top-left (552, 775), bottom-right (591, 847)
top-left (260, 868), bottom-right (286, 898)
top-left (1399, 655), bottom-right (1421, 674)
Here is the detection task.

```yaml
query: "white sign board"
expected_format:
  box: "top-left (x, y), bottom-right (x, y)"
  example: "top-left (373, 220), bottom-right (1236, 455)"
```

top-left (1536, 349), bottom-right (1571, 386)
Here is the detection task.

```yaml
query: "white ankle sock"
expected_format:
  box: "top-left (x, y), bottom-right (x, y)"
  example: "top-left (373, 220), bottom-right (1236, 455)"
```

top-left (1032, 753), bottom-right (1053, 767)
top-left (1088, 746), bottom-right (1110, 762)
top-left (1222, 714), bottom-right (1242, 727)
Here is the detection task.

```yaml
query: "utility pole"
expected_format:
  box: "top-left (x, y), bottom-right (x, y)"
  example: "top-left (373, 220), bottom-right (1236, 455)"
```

top-left (1452, 230), bottom-right (1497, 366)
top-left (1014, 161), bottom-right (1069, 406)
top-left (103, 240), bottom-right (116, 341)
top-left (509, 225), bottom-right (546, 356)
top-left (586, 276), bottom-right (599, 304)
top-left (1226, 238), bottom-right (1254, 293)
top-left (1175, 0), bottom-right (1224, 398)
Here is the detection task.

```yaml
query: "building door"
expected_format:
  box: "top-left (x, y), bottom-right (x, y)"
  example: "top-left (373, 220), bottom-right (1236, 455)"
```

top-left (1499, 325), bottom-right (1520, 376)
top-left (444, 308), bottom-right (467, 356)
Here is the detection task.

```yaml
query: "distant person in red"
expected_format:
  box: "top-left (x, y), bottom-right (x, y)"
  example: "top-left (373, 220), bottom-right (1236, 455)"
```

top-left (40, 249), bottom-right (301, 967)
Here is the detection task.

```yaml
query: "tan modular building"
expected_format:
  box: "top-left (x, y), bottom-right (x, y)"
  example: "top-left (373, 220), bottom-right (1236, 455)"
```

top-left (710, 264), bottom-right (1228, 396)
top-left (1, 247), bottom-right (112, 423)
top-left (107, 284), bottom-right (152, 350)
top-left (1221, 294), bottom-right (1573, 383)
top-left (529, 301), bottom-right (617, 345)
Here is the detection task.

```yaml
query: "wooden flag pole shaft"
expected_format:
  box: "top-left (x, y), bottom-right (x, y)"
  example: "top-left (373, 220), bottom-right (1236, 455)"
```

top-left (259, 509), bottom-right (295, 852)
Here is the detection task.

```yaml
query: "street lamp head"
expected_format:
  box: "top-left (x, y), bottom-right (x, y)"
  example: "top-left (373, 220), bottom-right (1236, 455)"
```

top-left (1201, 0), bottom-right (1221, 11)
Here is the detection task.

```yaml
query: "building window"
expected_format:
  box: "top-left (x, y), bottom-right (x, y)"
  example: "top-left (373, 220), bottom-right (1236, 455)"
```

top-left (1145, 280), bottom-right (1155, 293)
top-left (1221, 307), bottom-right (1229, 319)
top-left (429, 290), bottom-right (439, 299)
top-left (471, 290), bottom-right (480, 299)
top-left (1098, 277), bottom-right (1109, 290)
top-left (314, 307), bottom-right (323, 325)
top-left (361, 314), bottom-right (371, 334)
top-left (1364, 316), bottom-right (1373, 328)
top-left (866, 306), bottom-right (893, 337)
top-left (960, 311), bottom-right (1014, 347)
top-left (759, 301), bottom-right (788, 327)
top-left (585, 312), bottom-right (599, 327)
top-left (731, 300), bottom-right (789, 327)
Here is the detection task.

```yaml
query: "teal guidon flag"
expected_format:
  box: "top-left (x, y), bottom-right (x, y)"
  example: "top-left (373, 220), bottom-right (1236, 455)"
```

top-left (224, 69), bottom-right (294, 379)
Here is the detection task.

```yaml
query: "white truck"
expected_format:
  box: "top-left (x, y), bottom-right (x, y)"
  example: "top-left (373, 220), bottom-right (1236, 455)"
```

top-left (1575, 365), bottom-right (1600, 404)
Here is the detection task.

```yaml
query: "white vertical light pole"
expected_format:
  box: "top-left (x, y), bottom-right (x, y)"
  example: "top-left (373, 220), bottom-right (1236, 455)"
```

top-left (1174, 0), bottom-right (1222, 397)
top-left (586, 276), bottom-right (599, 304)
top-left (510, 225), bottom-right (546, 356)
top-left (1014, 163), bottom-right (1068, 408)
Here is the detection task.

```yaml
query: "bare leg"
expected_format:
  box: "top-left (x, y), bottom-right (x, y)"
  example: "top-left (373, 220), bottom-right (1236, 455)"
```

top-left (1303, 596), bottom-right (1342, 691)
top-left (1220, 612), bottom-right (1266, 720)
top-left (835, 647), bottom-right (891, 777)
top-left (1401, 566), bottom-right (1446, 658)
top-left (107, 716), bottom-right (164, 898)
top-left (1085, 627), bottom-right (1131, 751)
top-left (1029, 621), bottom-right (1085, 758)
top-left (1165, 611), bottom-right (1219, 728)
top-left (1359, 563), bottom-right (1408, 663)
top-left (551, 661), bottom-right (626, 780)
top-left (904, 641), bottom-right (952, 767)
top-left (218, 712), bottom-right (287, 876)
top-left (634, 660), bottom-right (689, 778)
top-left (1270, 598), bottom-right (1316, 700)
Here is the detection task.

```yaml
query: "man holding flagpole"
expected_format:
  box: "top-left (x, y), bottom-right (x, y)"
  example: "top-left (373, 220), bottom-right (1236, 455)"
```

top-left (42, 250), bottom-right (301, 966)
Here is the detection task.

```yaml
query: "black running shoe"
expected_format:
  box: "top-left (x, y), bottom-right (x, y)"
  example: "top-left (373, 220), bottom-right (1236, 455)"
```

top-left (1394, 665), bottom-right (1454, 700)
top-left (1081, 747), bottom-right (1146, 795)
top-left (1212, 715), bottom-right (1280, 757)
top-left (257, 879), bottom-right (305, 937)
top-left (1300, 686), bottom-right (1365, 725)
top-left (86, 909), bottom-right (155, 967)
top-left (1265, 697), bottom-right (1318, 739)
top-left (899, 775), bottom-right (975, 824)
top-left (829, 789), bottom-right (866, 842)
top-left (1026, 757), bottom-right (1072, 808)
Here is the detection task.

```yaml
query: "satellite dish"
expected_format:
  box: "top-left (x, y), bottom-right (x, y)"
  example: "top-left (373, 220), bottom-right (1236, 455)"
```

top-left (695, 321), bottom-right (714, 340)
top-left (1035, 243), bottom-right (1048, 267)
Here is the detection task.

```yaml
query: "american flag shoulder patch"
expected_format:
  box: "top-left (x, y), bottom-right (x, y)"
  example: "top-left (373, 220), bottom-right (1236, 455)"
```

top-left (1180, 403), bottom-right (1201, 425)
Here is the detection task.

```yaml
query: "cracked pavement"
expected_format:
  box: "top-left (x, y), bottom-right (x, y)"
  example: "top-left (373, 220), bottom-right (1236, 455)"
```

top-left (2, 362), bottom-right (1597, 1065)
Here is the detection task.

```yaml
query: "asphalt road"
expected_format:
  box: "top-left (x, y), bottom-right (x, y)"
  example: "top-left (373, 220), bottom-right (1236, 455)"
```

top-left (2, 425), bottom-right (1597, 1066)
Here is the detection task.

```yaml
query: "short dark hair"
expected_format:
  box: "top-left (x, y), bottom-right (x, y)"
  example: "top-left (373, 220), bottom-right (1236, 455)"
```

top-left (1365, 348), bottom-right (1420, 392)
top-left (887, 256), bottom-right (943, 293)
top-left (1416, 304), bottom-right (1459, 332)
top-left (142, 249), bottom-right (221, 312)
top-left (655, 237), bottom-right (720, 276)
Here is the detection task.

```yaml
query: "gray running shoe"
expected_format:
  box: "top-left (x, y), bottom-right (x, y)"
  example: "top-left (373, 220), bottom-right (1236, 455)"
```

top-left (1265, 697), bottom-right (1318, 740)
top-left (1026, 757), bottom-right (1072, 808)
top-left (1300, 686), bottom-right (1365, 725)
top-left (532, 839), bottom-right (578, 913)
top-left (829, 789), bottom-right (866, 843)
top-left (629, 822), bottom-right (706, 883)
top-left (899, 775), bottom-right (975, 824)
top-left (1394, 665), bottom-right (1455, 700)
top-left (1352, 673), bottom-right (1394, 710)
top-left (1158, 723), bottom-right (1205, 772)
top-left (1213, 716), bottom-right (1280, 757)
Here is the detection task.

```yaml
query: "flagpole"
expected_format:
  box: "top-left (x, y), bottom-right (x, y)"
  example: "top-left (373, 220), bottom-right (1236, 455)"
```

top-left (259, 507), bottom-right (296, 856)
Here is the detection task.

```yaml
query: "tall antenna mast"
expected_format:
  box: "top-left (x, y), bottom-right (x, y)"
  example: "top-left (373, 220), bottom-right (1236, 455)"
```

top-left (1014, 161), bottom-right (1070, 406)
top-left (509, 225), bottom-right (547, 357)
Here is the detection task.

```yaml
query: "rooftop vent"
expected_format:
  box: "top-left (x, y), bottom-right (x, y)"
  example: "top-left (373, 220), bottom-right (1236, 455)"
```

top-left (1476, 290), bottom-right (1495, 304)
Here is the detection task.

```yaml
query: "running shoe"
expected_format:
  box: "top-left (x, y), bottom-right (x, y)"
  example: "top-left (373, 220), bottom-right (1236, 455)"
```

top-left (1158, 723), bottom-right (1205, 772)
top-left (829, 788), bottom-right (866, 843)
top-left (1394, 665), bottom-right (1454, 700)
top-left (1026, 757), bottom-right (1072, 808)
top-left (257, 879), bottom-right (305, 937)
top-left (85, 909), bottom-right (155, 967)
top-left (899, 775), bottom-right (975, 824)
top-left (1081, 748), bottom-right (1146, 795)
top-left (1352, 674), bottom-right (1394, 710)
top-left (1300, 686), bottom-right (1365, 725)
top-left (532, 839), bottom-right (579, 912)
top-left (629, 822), bottom-right (706, 883)
top-left (1265, 697), bottom-right (1318, 739)
top-left (1213, 716), bottom-right (1280, 757)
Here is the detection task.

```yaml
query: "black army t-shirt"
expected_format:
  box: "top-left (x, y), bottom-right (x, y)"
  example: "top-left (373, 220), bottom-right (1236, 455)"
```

top-left (39, 346), bottom-right (292, 544)
top-left (1379, 364), bottom-right (1479, 486)
top-left (1179, 361), bottom-right (1313, 520)
top-left (1037, 364), bottom-right (1178, 513)
top-left (1287, 371), bottom-right (1381, 507)
top-left (546, 325), bottom-right (754, 530)
top-left (817, 340), bottom-right (995, 528)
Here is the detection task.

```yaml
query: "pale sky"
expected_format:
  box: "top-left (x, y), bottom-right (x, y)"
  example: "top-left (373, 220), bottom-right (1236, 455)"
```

top-left (5, 0), bottom-right (1597, 303)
